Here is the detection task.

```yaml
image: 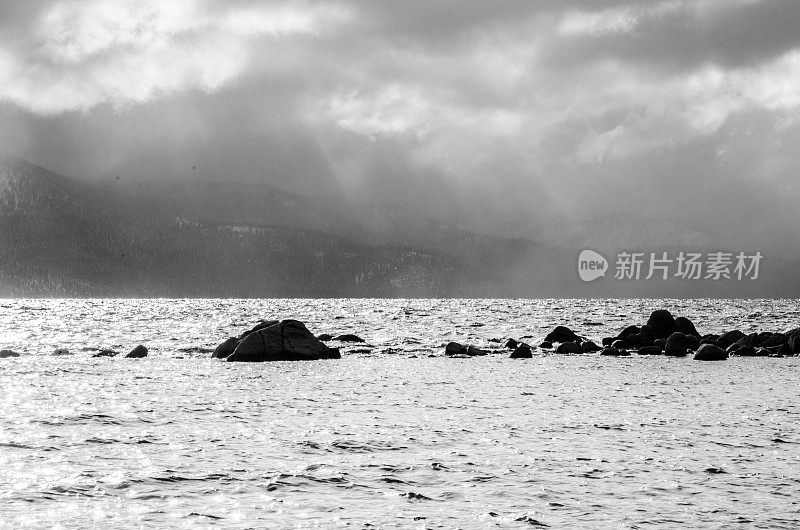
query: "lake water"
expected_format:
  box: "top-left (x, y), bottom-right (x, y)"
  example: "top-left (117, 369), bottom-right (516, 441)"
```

top-left (1, 299), bottom-right (800, 528)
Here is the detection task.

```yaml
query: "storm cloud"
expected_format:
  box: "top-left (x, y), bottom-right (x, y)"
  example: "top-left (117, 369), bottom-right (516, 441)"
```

top-left (1, 0), bottom-right (799, 256)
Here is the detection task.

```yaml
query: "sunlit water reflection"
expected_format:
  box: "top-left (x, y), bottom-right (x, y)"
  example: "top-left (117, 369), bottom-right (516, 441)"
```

top-left (1, 299), bottom-right (799, 528)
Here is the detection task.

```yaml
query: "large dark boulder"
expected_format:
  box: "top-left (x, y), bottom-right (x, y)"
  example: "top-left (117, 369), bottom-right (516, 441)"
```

top-left (544, 326), bottom-right (572, 343)
top-left (647, 310), bottom-right (677, 339)
top-left (544, 326), bottom-right (581, 344)
top-left (717, 330), bottom-right (745, 348)
top-left (125, 345), bottom-right (148, 358)
top-left (617, 325), bottom-right (640, 339)
top-left (675, 317), bottom-right (700, 337)
top-left (731, 333), bottom-right (758, 349)
top-left (226, 320), bottom-right (340, 362)
top-left (0, 349), bottom-right (20, 358)
top-left (664, 332), bottom-right (689, 357)
top-left (510, 345), bottom-right (533, 358)
top-left (694, 344), bottom-right (728, 361)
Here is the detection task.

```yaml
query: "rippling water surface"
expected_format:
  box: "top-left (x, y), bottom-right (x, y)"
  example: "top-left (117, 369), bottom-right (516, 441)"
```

top-left (1, 299), bottom-right (800, 528)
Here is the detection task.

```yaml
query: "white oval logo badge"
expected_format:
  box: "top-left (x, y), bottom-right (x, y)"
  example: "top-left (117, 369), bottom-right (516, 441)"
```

top-left (578, 250), bottom-right (608, 282)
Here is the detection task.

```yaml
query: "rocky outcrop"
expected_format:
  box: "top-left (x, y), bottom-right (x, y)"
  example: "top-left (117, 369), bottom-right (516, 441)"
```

top-left (510, 344), bottom-right (532, 358)
top-left (221, 320), bottom-right (340, 362)
top-left (0, 349), bottom-right (20, 358)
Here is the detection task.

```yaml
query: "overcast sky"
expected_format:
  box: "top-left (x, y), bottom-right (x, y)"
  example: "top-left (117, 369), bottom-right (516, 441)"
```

top-left (1, 0), bottom-right (799, 255)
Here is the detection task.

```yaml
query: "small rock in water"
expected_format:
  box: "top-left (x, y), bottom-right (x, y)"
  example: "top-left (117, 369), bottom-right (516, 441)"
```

top-left (93, 349), bottom-right (118, 358)
top-left (317, 333), bottom-right (333, 341)
top-left (539, 341), bottom-right (553, 349)
top-left (544, 326), bottom-right (581, 343)
top-left (126, 345), bottom-right (148, 358)
top-left (503, 338), bottom-right (519, 349)
top-left (52, 348), bottom-right (70, 356)
top-left (510, 344), bottom-right (533, 358)
top-left (335, 333), bottom-right (365, 343)
top-left (0, 349), bottom-right (20, 358)
top-left (581, 340), bottom-right (601, 353)
top-left (694, 343), bottom-right (728, 361)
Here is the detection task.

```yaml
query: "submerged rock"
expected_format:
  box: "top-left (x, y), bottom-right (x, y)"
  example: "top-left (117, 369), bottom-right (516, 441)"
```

top-left (225, 320), bottom-right (340, 362)
top-left (126, 345), bottom-right (148, 358)
top-left (694, 344), bottom-right (728, 361)
top-left (52, 348), bottom-right (71, 356)
top-left (93, 349), bottom-right (118, 358)
top-left (0, 349), bottom-right (20, 358)
top-left (317, 333), bottom-right (333, 342)
top-left (334, 334), bottom-right (365, 343)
